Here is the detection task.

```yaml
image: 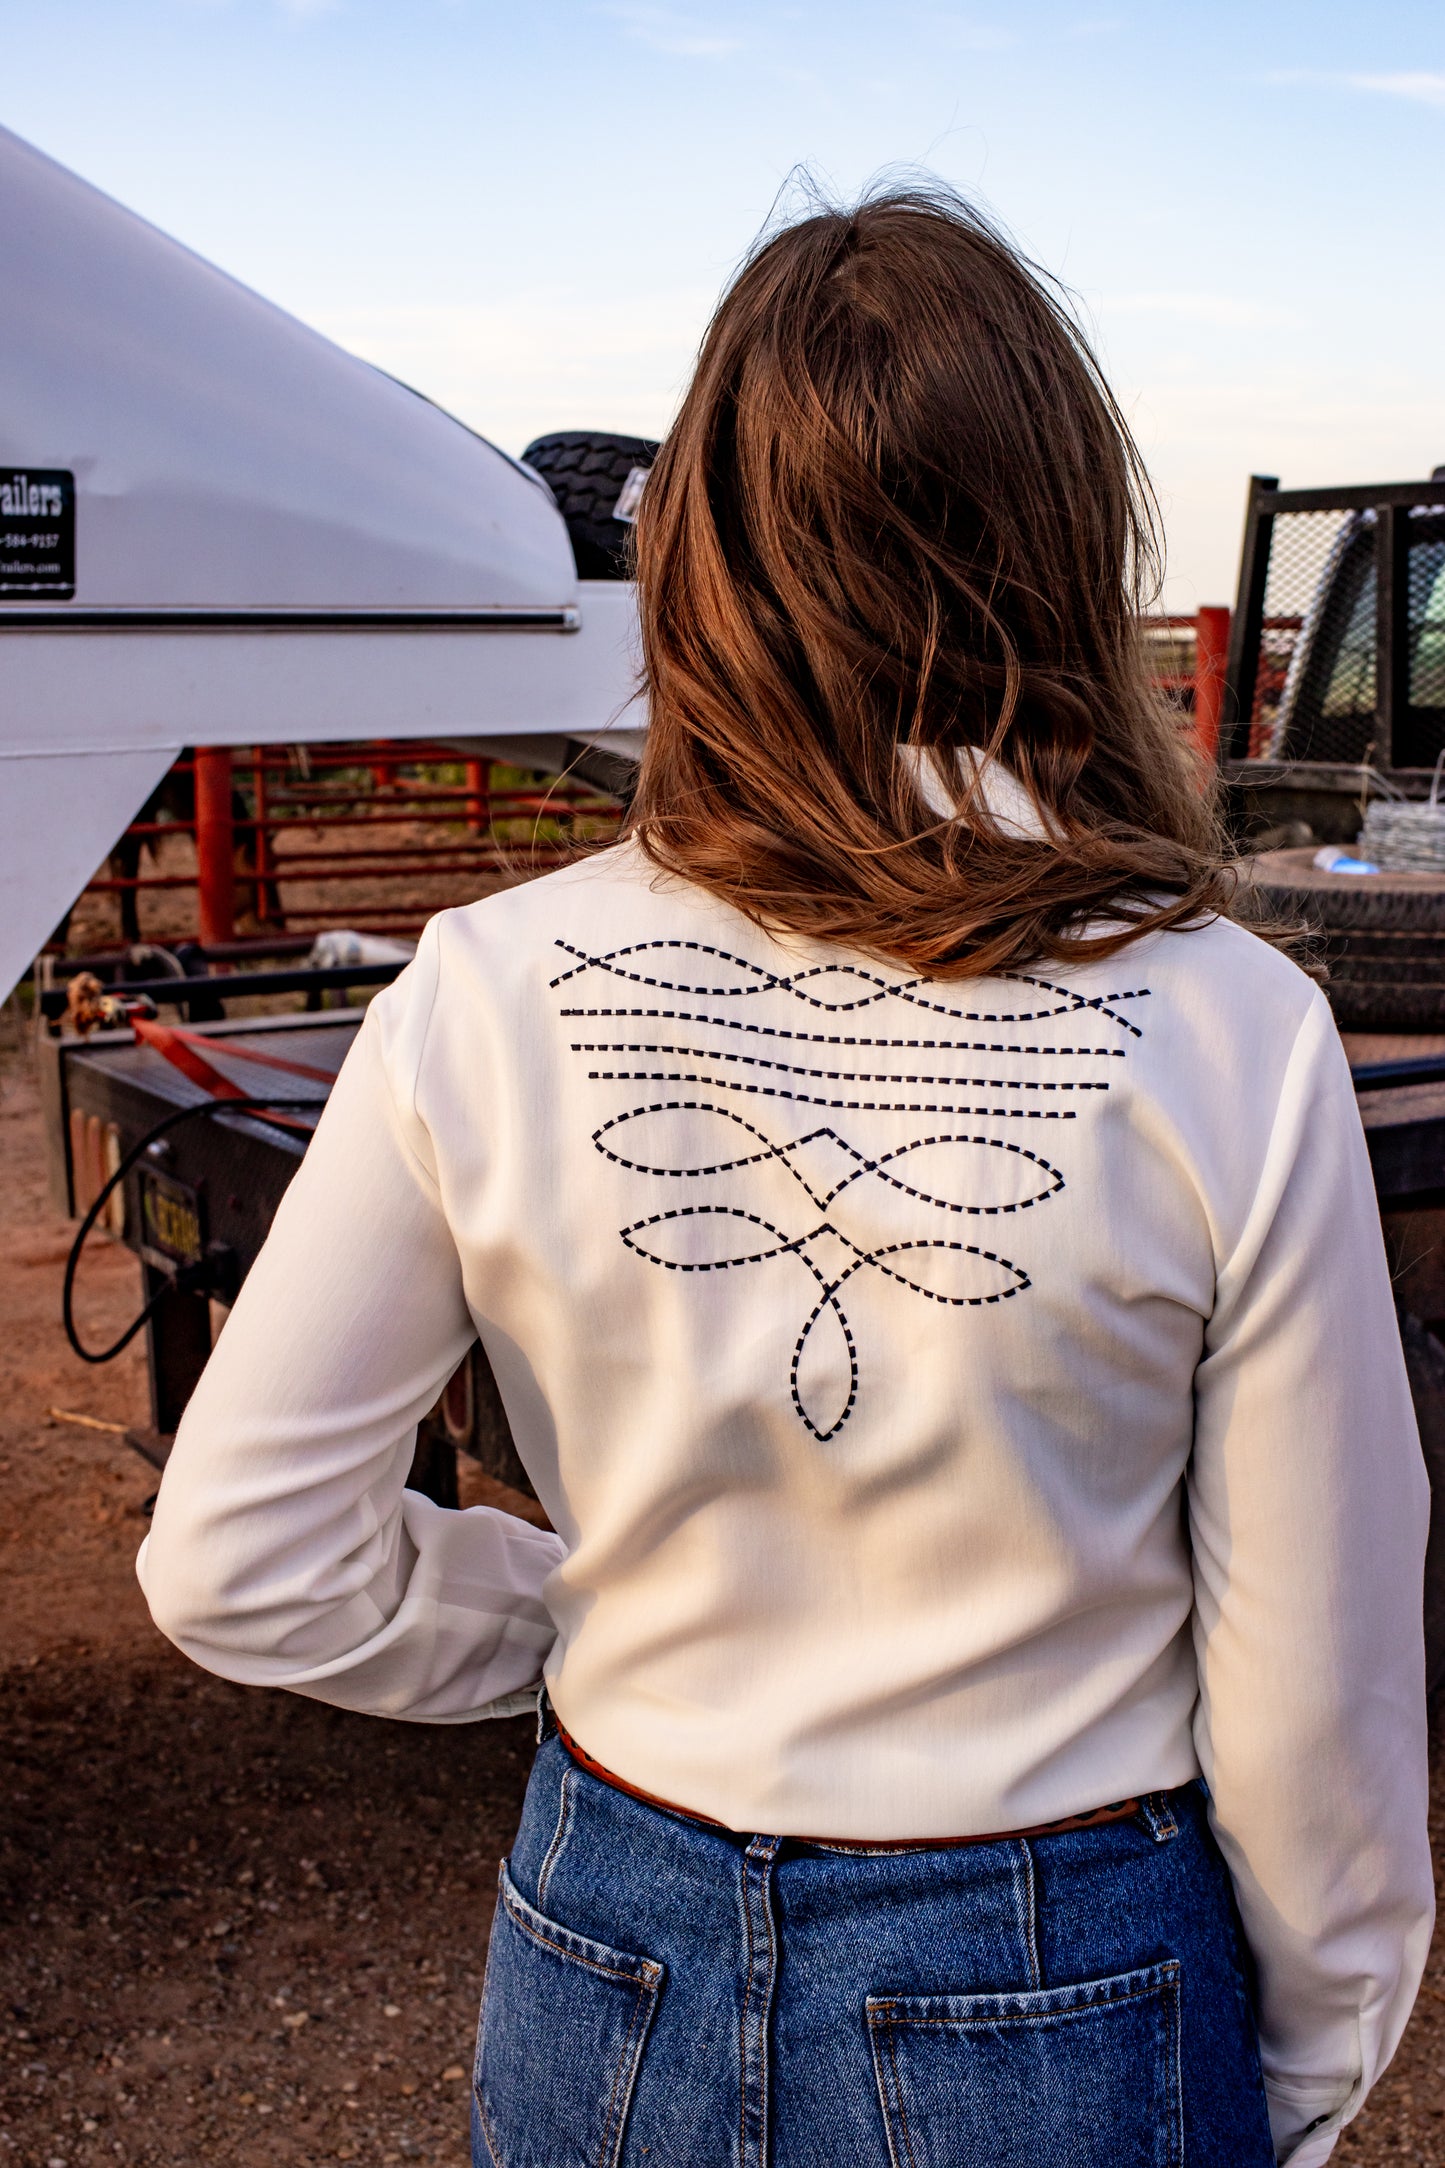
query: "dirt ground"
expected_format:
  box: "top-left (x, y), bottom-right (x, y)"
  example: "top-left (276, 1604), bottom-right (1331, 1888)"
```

top-left (0, 1025), bottom-right (538, 2168)
top-left (3, 1016), bottom-right (1445, 2166)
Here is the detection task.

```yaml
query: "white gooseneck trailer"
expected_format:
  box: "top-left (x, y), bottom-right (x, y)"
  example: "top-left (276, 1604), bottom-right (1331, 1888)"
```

top-left (0, 124), bottom-right (643, 999)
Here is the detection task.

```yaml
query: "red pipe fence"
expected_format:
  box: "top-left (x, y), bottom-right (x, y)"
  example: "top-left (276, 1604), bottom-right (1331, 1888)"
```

top-left (63, 609), bottom-right (1229, 952)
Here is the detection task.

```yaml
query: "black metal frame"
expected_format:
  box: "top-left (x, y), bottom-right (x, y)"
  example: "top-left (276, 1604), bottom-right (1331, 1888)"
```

top-left (1222, 473), bottom-right (1445, 780)
top-left (1, 606), bottom-right (577, 630)
top-left (40, 972), bottom-right (538, 1505)
top-left (38, 959), bottom-right (408, 1024)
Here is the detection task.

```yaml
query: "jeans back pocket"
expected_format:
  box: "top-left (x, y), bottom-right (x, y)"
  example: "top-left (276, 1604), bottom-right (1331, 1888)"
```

top-left (867, 1959), bottom-right (1182, 2168)
top-left (473, 1861), bottom-right (664, 2168)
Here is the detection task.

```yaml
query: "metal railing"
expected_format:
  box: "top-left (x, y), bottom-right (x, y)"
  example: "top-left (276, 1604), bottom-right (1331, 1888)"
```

top-left (65, 743), bottom-right (624, 949)
top-left (1146, 607), bottom-right (1230, 761)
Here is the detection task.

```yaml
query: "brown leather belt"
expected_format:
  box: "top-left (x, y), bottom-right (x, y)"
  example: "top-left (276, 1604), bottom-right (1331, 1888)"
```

top-left (554, 1715), bottom-right (1142, 1851)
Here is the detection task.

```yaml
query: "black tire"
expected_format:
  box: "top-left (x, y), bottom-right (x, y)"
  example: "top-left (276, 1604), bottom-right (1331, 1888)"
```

top-left (1324, 980), bottom-right (1445, 1032)
top-left (1245, 847), bottom-right (1445, 931)
top-left (522, 430), bottom-right (661, 580)
top-left (1242, 846), bottom-right (1445, 1031)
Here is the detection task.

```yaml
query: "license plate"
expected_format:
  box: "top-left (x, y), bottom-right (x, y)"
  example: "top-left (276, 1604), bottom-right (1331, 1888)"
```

top-left (138, 1166), bottom-right (205, 1270)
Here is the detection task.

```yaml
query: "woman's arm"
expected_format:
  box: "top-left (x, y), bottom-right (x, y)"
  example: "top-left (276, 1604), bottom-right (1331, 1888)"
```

top-left (1190, 990), bottom-right (1434, 2164)
top-left (137, 916), bottom-right (565, 1720)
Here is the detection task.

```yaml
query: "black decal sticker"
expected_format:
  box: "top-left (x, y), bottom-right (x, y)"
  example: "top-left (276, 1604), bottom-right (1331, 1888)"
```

top-left (0, 468), bottom-right (75, 597)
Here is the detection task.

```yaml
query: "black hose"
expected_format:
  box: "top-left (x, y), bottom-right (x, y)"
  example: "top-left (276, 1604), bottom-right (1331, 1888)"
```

top-left (62, 1095), bottom-right (327, 1365)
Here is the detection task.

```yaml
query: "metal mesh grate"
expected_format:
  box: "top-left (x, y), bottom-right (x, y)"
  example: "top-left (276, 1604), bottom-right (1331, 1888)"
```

top-left (1409, 530), bottom-right (1445, 719)
top-left (1249, 510), bottom-right (1373, 764)
top-left (1238, 499), bottom-right (1445, 771)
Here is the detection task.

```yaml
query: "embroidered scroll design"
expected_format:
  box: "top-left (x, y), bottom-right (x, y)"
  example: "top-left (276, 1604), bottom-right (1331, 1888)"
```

top-left (553, 940), bottom-right (1147, 1441)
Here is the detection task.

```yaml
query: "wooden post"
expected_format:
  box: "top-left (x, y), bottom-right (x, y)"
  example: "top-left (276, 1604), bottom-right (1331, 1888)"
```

top-left (1193, 606), bottom-right (1231, 763)
top-left (194, 746), bottom-right (235, 948)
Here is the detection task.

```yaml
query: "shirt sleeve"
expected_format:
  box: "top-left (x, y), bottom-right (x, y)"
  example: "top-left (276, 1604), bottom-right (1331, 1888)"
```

top-left (1189, 988), bottom-right (1434, 2164)
top-left (136, 914), bottom-right (566, 1722)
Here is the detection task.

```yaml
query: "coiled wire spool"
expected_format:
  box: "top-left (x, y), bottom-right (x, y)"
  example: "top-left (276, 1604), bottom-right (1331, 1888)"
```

top-left (1360, 801), bottom-right (1445, 873)
top-left (1360, 757), bottom-right (1445, 873)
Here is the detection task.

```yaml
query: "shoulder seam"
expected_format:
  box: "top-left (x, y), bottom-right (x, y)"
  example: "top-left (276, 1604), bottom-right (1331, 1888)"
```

top-left (390, 912), bottom-right (446, 1194)
top-left (1209, 986), bottom-right (1335, 1312)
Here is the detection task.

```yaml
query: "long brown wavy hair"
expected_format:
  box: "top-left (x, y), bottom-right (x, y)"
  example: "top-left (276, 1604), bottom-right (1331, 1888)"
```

top-left (625, 185), bottom-right (1232, 979)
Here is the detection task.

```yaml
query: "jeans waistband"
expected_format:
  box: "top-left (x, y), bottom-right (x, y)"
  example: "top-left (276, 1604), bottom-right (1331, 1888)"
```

top-left (547, 1700), bottom-right (1159, 1851)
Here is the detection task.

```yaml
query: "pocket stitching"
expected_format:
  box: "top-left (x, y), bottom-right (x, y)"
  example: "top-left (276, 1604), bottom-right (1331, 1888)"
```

top-left (476, 1876), bottom-right (665, 2168)
top-left (596, 1975), bottom-right (657, 2168)
top-left (1164, 1965), bottom-right (1182, 2168)
top-left (500, 1875), bottom-right (663, 1989)
top-left (868, 1962), bottom-right (1182, 2168)
top-left (474, 2091), bottom-right (505, 2168)
top-left (867, 1958), bottom-right (1179, 2030)
top-left (868, 1981), bottom-right (1169, 2031)
top-left (879, 2011), bottom-right (921, 2168)
top-left (471, 1913), bottom-right (509, 2168)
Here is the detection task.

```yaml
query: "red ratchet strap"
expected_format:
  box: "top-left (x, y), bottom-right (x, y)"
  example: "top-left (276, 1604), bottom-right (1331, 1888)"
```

top-left (131, 1015), bottom-right (334, 1133)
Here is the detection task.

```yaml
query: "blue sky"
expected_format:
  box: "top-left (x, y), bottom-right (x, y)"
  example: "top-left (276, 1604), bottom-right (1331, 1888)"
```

top-left (3, 0), bottom-right (1442, 605)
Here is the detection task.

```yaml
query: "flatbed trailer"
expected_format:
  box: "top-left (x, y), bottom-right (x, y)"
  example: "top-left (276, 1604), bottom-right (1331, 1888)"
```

top-left (39, 971), bottom-right (529, 1508)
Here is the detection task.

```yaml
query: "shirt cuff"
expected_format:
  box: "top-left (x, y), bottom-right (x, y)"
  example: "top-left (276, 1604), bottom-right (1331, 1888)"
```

top-left (1268, 2076), bottom-right (1355, 2166)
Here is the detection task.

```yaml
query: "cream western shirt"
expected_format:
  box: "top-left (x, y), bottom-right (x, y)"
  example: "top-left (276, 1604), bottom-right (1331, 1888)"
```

top-left (139, 839), bottom-right (1433, 2165)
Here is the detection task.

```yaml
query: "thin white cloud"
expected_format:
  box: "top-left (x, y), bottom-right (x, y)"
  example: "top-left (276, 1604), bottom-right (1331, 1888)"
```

top-left (1106, 290), bottom-right (1297, 330)
top-left (1265, 67), bottom-right (1445, 110)
top-left (602, 5), bottom-right (743, 57)
top-left (177, 0), bottom-right (345, 13)
top-left (1342, 71), bottom-right (1445, 109)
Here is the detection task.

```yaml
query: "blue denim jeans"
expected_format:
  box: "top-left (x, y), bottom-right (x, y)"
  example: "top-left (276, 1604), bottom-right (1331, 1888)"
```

top-left (471, 1710), bottom-right (1275, 2167)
